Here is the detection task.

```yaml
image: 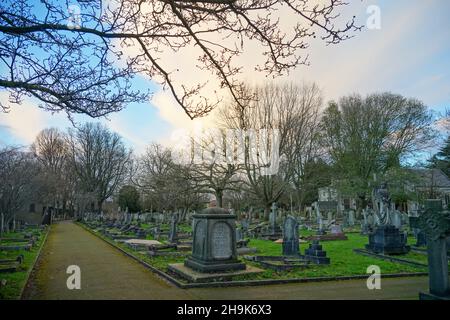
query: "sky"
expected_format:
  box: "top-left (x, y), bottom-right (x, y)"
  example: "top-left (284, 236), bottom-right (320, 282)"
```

top-left (0, 0), bottom-right (449, 155)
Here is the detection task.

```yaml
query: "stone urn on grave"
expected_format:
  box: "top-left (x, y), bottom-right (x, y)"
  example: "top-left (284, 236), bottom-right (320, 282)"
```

top-left (184, 208), bottom-right (246, 273)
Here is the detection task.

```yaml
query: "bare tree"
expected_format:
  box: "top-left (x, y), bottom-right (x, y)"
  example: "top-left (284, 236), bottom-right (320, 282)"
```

top-left (134, 143), bottom-right (206, 215)
top-left (218, 82), bottom-right (322, 217)
top-left (0, 0), bottom-right (360, 119)
top-left (67, 122), bottom-right (131, 213)
top-left (0, 147), bottom-right (37, 233)
top-left (184, 129), bottom-right (243, 207)
top-left (134, 143), bottom-right (177, 211)
top-left (31, 128), bottom-right (73, 216)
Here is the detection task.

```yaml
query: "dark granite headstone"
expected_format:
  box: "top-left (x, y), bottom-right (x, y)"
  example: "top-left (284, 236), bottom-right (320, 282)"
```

top-left (282, 216), bottom-right (300, 256)
top-left (304, 240), bottom-right (330, 264)
top-left (365, 225), bottom-right (410, 255)
top-left (416, 230), bottom-right (427, 247)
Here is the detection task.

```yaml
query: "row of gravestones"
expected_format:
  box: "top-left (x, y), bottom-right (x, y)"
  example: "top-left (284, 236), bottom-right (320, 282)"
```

top-left (182, 202), bottom-right (449, 300)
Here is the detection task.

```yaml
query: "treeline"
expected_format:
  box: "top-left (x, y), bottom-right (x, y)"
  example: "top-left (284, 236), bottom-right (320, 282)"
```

top-left (0, 82), bottom-right (447, 227)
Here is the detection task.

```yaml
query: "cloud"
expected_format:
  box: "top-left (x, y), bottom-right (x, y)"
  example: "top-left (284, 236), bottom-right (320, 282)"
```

top-left (0, 92), bottom-right (49, 145)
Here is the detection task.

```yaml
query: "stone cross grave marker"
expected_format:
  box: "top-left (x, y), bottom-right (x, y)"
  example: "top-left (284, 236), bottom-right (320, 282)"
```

top-left (411, 199), bottom-right (450, 300)
top-left (269, 202), bottom-right (277, 233)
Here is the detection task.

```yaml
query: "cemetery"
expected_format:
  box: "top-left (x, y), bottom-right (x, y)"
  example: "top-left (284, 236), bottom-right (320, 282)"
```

top-left (75, 194), bottom-right (441, 288)
top-left (0, 0), bottom-right (449, 302)
top-left (0, 224), bottom-right (48, 299)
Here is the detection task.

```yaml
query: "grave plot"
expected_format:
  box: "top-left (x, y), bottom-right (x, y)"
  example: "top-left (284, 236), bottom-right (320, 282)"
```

top-left (244, 217), bottom-right (330, 271)
top-left (0, 226), bottom-right (48, 299)
top-left (0, 255), bottom-right (24, 273)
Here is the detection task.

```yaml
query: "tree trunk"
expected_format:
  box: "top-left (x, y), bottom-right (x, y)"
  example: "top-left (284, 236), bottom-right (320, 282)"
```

top-left (215, 190), bottom-right (223, 208)
top-left (264, 204), bottom-right (271, 221)
top-left (98, 200), bottom-right (103, 214)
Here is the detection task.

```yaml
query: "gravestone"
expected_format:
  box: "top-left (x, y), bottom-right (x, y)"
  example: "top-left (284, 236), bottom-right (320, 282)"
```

top-left (415, 230), bottom-right (427, 247)
top-left (330, 224), bottom-right (343, 235)
top-left (411, 199), bottom-right (450, 300)
top-left (236, 228), bottom-right (244, 242)
top-left (391, 210), bottom-right (402, 229)
top-left (235, 228), bottom-right (249, 250)
top-left (327, 212), bottom-right (333, 224)
top-left (183, 208), bottom-right (245, 272)
top-left (348, 210), bottom-right (355, 226)
top-left (262, 202), bottom-right (282, 239)
top-left (241, 219), bottom-right (249, 232)
top-left (168, 213), bottom-right (178, 244)
top-left (365, 225), bottom-right (410, 255)
top-left (282, 216), bottom-right (300, 256)
top-left (269, 202), bottom-right (277, 233)
top-left (304, 240), bottom-right (330, 265)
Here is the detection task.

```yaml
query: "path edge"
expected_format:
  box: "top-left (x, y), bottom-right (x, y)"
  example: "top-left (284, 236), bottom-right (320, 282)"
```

top-left (19, 225), bottom-right (50, 300)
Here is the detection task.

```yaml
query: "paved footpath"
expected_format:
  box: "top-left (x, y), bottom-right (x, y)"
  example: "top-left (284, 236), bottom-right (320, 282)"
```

top-left (23, 221), bottom-right (428, 300)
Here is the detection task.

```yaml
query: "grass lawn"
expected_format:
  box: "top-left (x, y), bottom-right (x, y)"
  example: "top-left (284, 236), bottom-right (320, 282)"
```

top-left (0, 228), bottom-right (48, 299)
top-left (87, 224), bottom-right (430, 284)
top-left (241, 234), bottom-right (428, 281)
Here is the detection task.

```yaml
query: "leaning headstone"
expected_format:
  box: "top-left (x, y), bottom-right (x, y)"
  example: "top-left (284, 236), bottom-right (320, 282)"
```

top-left (282, 216), bottom-right (300, 256)
top-left (411, 199), bottom-right (450, 300)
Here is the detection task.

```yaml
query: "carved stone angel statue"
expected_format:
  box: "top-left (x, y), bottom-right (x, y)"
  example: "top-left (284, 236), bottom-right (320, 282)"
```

top-left (372, 183), bottom-right (392, 226)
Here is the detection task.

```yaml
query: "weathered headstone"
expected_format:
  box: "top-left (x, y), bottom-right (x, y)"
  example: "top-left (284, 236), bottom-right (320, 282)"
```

top-left (365, 225), bottom-right (410, 255)
top-left (415, 230), bottom-right (427, 247)
top-left (348, 210), bottom-right (355, 226)
top-left (269, 202), bottom-right (277, 233)
top-left (241, 219), bottom-right (249, 231)
top-left (282, 216), bottom-right (300, 256)
top-left (411, 199), bottom-right (450, 300)
top-left (184, 208), bottom-right (245, 272)
top-left (168, 213), bottom-right (178, 243)
top-left (391, 210), bottom-right (402, 229)
top-left (330, 224), bottom-right (343, 235)
top-left (236, 228), bottom-right (244, 242)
